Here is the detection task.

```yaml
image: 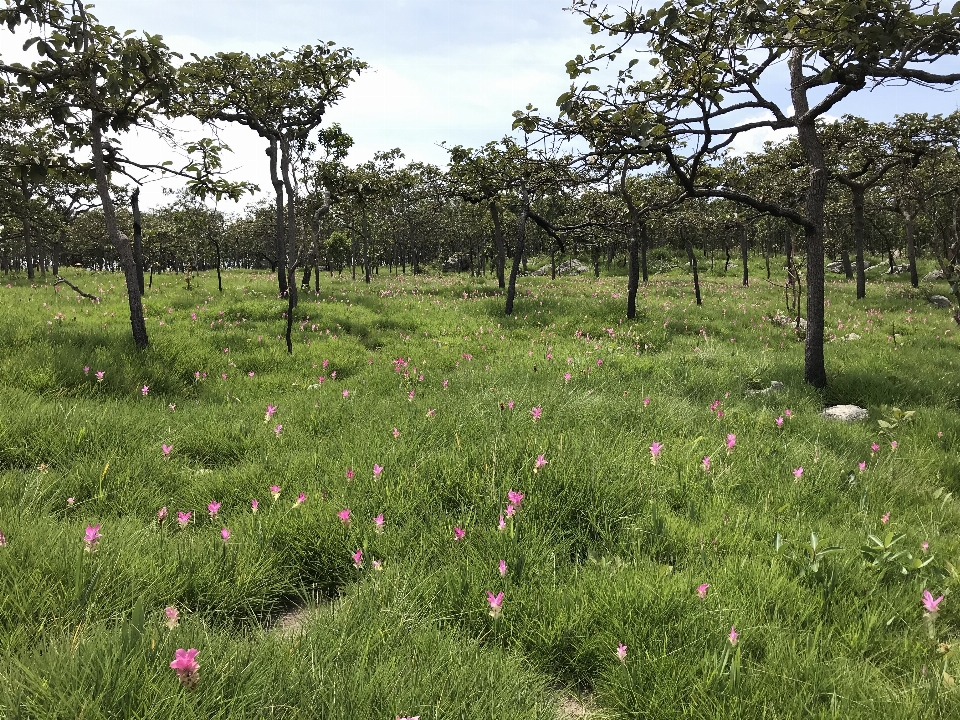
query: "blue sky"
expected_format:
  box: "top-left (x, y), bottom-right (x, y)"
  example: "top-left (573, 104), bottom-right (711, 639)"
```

top-left (2, 1), bottom-right (959, 210)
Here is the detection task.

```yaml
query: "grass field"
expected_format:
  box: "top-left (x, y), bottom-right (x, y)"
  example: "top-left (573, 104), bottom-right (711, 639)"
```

top-left (0, 259), bottom-right (958, 719)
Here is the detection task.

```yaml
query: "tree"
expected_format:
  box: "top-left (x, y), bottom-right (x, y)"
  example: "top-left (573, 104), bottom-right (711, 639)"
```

top-left (553, 0), bottom-right (960, 387)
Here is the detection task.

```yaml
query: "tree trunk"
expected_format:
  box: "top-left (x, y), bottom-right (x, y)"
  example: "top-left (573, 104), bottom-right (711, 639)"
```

top-left (791, 50), bottom-right (827, 388)
top-left (505, 188), bottom-right (529, 316)
top-left (740, 225), bottom-right (749, 286)
top-left (903, 209), bottom-right (919, 288)
top-left (852, 187), bottom-right (867, 299)
top-left (268, 139), bottom-right (287, 297)
top-left (627, 227), bottom-right (640, 319)
top-left (52, 229), bottom-right (63, 276)
top-left (132, 187), bottom-right (145, 294)
top-left (91, 117), bottom-right (149, 349)
top-left (682, 228), bottom-right (702, 306)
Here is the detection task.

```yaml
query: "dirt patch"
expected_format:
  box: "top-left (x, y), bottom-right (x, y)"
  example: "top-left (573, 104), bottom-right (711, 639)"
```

top-left (557, 692), bottom-right (608, 720)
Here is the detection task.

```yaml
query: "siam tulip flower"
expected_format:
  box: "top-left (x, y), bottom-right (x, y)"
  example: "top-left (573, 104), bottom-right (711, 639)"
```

top-left (616, 643), bottom-right (627, 662)
top-left (83, 524), bottom-right (101, 552)
top-left (443, 379), bottom-right (449, 389)
top-left (697, 583), bottom-right (710, 599)
top-left (922, 541), bottom-right (930, 553)
top-left (164, 606), bottom-right (179, 629)
top-left (207, 501), bottom-right (220, 518)
top-left (352, 548), bottom-right (363, 569)
top-left (265, 404), bottom-right (277, 422)
top-left (374, 513), bottom-right (385, 532)
top-left (408, 390), bottom-right (415, 401)
top-left (702, 456), bottom-right (711, 472)
top-left (338, 508), bottom-right (351, 525)
top-left (158, 506), bottom-right (168, 524)
top-left (373, 464), bottom-right (383, 478)
top-left (0, 528), bottom-right (6, 547)
top-left (530, 406), bottom-right (543, 421)
top-left (454, 526), bottom-right (466, 541)
top-left (890, 441), bottom-right (898, 450)
top-left (67, 497), bottom-right (75, 507)
top-left (922, 589), bottom-right (944, 614)
top-left (84, 366), bottom-right (90, 375)
top-left (177, 511), bottom-right (191, 529)
top-left (784, 409), bottom-right (792, 418)
top-left (505, 503), bottom-right (516, 518)
top-left (346, 467), bottom-right (354, 480)
top-left (508, 490), bottom-right (525, 507)
top-left (168, 404), bottom-right (175, 411)
top-left (170, 648), bottom-right (200, 688)
top-left (728, 625), bottom-right (739, 646)
top-left (295, 492), bottom-right (306, 506)
top-left (498, 559), bottom-right (507, 577)
top-left (564, 372), bottom-right (571, 383)
top-left (643, 397), bottom-right (650, 406)
top-left (220, 528), bottom-right (230, 542)
top-left (775, 416), bottom-right (784, 428)
top-left (95, 371), bottom-right (105, 382)
top-left (498, 515), bottom-right (506, 531)
top-left (726, 434), bottom-right (736, 452)
top-left (858, 461), bottom-right (866, 472)
top-left (270, 485), bottom-right (281, 500)
top-left (426, 409), bottom-right (436, 417)
top-left (793, 467), bottom-right (804, 481)
top-left (372, 559), bottom-right (383, 571)
top-left (392, 427), bottom-right (401, 439)
top-left (162, 444), bottom-right (172, 457)
top-left (881, 512), bottom-right (890, 524)
top-left (342, 390), bottom-right (350, 398)
top-left (274, 424), bottom-right (283, 436)
top-left (141, 385), bottom-right (149, 397)
top-left (871, 443), bottom-right (880, 456)
top-left (650, 441), bottom-right (663, 464)
top-left (486, 591), bottom-right (504, 618)
top-left (250, 499), bottom-right (259, 513)
top-left (507, 400), bottom-right (514, 410)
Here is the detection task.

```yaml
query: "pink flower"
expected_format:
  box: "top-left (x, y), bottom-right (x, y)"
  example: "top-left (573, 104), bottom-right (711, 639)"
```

top-left (0, 529), bottom-right (6, 547)
top-left (508, 489), bottom-right (525, 507)
top-left (274, 424), bottom-right (283, 436)
top-left (207, 501), bottom-right (220, 518)
top-left (168, 404), bottom-right (175, 411)
top-left (158, 506), bottom-right (168, 523)
top-left (728, 625), bottom-right (739, 646)
top-left (650, 441), bottom-right (663, 463)
top-left (697, 583), bottom-right (710, 599)
top-left (177, 511), bottom-right (191, 528)
top-left (84, 524), bottom-right (101, 552)
top-left (775, 416), bottom-right (784, 428)
top-left (408, 390), bottom-right (415, 401)
top-left (922, 541), bottom-right (930, 553)
top-left (507, 400), bottom-right (514, 410)
top-left (251, 499), bottom-right (259, 513)
top-left (67, 497), bottom-right (74, 507)
top-left (486, 590), bottom-right (504, 618)
top-left (443, 379), bottom-right (449, 389)
top-left (890, 441), bottom-right (898, 450)
top-left (83, 366), bottom-right (90, 375)
top-left (871, 443), bottom-right (880, 456)
top-left (793, 467), bottom-right (803, 480)
top-left (564, 372), bottom-right (571, 382)
top-left (265, 404), bottom-right (277, 421)
top-left (374, 513), bottom-right (385, 531)
top-left (220, 528), bottom-right (230, 542)
top-left (454, 526), bottom-right (466, 541)
top-left (95, 371), bottom-right (104, 382)
top-left (141, 385), bottom-right (149, 397)
top-left (426, 408), bottom-right (436, 417)
top-left (498, 515), bottom-right (506, 531)
top-left (922, 589), bottom-right (944, 614)
top-left (164, 606), bottom-right (179, 629)
top-left (726, 434), bottom-right (736, 451)
top-left (352, 548), bottom-right (363, 568)
top-left (338, 508), bottom-right (351, 524)
top-left (530, 406), bottom-right (542, 421)
top-left (373, 464), bottom-right (384, 478)
top-left (616, 642), bottom-right (627, 662)
top-left (499, 559), bottom-right (507, 577)
top-left (373, 559), bottom-right (383, 571)
top-left (346, 467), bottom-right (355, 480)
top-left (392, 427), bottom-right (401, 439)
top-left (534, 454), bottom-right (547, 472)
top-left (881, 512), bottom-right (890, 524)
top-left (784, 409), bottom-right (792, 418)
top-left (270, 485), bottom-right (281, 500)
top-left (858, 461), bottom-right (866, 472)
top-left (643, 397), bottom-right (650, 406)
top-left (162, 444), bottom-right (172, 457)
top-left (702, 456), bottom-right (711, 472)
top-left (342, 389), bottom-right (350, 398)
top-left (295, 492), bottom-right (306, 506)
top-left (170, 648), bottom-right (200, 687)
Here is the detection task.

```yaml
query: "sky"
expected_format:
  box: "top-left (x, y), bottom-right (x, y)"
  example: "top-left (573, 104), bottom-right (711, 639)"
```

top-left (2, 0), bottom-right (959, 211)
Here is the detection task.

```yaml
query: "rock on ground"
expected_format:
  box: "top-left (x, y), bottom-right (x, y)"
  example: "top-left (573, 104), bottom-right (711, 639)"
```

top-left (821, 405), bottom-right (868, 422)
top-left (929, 295), bottom-right (953, 309)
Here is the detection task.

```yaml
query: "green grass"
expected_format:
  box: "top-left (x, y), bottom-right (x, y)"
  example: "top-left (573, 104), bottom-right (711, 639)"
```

top-left (0, 260), bottom-right (958, 719)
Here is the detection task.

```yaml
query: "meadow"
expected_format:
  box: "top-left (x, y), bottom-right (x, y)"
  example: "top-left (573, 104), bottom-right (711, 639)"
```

top-left (0, 257), bottom-right (958, 719)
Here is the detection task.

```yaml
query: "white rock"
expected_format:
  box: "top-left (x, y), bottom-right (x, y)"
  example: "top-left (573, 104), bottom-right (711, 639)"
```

top-left (929, 295), bottom-right (953, 309)
top-left (821, 405), bottom-right (868, 422)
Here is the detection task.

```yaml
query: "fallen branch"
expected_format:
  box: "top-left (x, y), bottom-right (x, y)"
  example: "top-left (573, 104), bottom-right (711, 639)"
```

top-left (54, 276), bottom-right (100, 302)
